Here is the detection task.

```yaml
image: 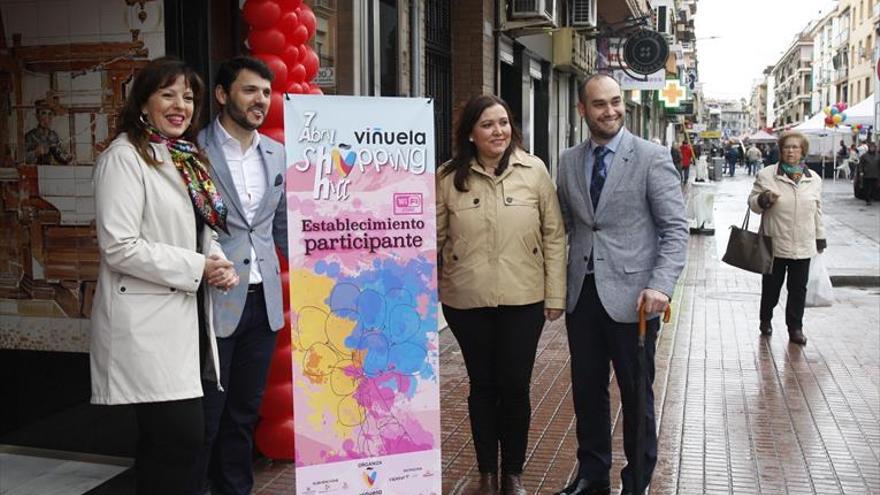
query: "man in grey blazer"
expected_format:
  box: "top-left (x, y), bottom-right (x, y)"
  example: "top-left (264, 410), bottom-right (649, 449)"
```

top-left (193, 56), bottom-right (288, 495)
top-left (553, 74), bottom-right (688, 495)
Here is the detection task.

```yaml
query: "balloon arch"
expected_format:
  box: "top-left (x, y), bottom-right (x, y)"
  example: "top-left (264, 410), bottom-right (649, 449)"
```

top-left (241, 0), bottom-right (321, 460)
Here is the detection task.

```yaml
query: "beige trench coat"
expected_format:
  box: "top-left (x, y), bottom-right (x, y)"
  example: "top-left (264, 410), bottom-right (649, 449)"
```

top-left (90, 135), bottom-right (224, 405)
top-left (436, 148), bottom-right (566, 310)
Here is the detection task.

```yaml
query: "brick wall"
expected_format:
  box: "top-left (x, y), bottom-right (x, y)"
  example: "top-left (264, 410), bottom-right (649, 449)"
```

top-left (451, 0), bottom-right (495, 110)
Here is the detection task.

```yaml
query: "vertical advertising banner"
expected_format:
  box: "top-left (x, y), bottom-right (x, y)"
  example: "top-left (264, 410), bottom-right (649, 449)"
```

top-left (283, 95), bottom-right (440, 495)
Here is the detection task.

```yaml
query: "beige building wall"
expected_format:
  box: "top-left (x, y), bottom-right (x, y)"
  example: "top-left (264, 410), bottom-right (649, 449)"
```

top-left (848, 0), bottom-right (879, 102)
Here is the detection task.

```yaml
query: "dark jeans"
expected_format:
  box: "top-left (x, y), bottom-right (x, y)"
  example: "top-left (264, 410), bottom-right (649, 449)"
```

top-left (133, 397), bottom-right (203, 495)
top-left (195, 285), bottom-right (278, 495)
top-left (681, 166), bottom-right (690, 185)
top-left (566, 275), bottom-right (659, 491)
top-left (760, 257), bottom-right (810, 330)
top-left (443, 302), bottom-right (545, 475)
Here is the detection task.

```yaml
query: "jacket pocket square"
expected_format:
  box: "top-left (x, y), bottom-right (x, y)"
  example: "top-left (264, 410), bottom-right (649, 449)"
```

top-left (274, 173), bottom-right (283, 186)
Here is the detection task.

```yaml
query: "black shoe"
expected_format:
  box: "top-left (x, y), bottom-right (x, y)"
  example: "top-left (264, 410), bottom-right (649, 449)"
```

top-left (788, 328), bottom-right (807, 345)
top-left (759, 321), bottom-right (773, 336)
top-left (553, 477), bottom-right (611, 495)
top-left (501, 473), bottom-right (527, 495)
top-left (468, 472), bottom-right (498, 495)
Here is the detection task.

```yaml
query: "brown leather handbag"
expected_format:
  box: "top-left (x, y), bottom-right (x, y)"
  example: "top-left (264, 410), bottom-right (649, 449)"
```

top-left (722, 207), bottom-right (774, 274)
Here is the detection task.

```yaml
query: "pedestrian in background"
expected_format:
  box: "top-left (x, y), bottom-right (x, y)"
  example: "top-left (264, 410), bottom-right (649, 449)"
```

top-left (436, 94), bottom-right (566, 495)
top-left (680, 140), bottom-right (693, 185)
top-left (765, 142), bottom-right (779, 166)
top-left (749, 131), bottom-right (826, 346)
top-left (848, 144), bottom-right (860, 179)
top-left (725, 144), bottom-right (738, 176)
top-left (746, 143), bottom-right (762, 175)
top-left (554, 74), bottom-right (688, 495)
top-left (857, 142), bottom-right (879, 205)
top-left (90, 57), bottom-right (238, 494)
top-left (670, 141), bottom-right (683, 180)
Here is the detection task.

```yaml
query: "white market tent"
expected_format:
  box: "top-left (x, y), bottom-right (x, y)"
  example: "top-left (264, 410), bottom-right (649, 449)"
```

top-left (792, 109), bottom-right (852, 157)
top-left (844, 94), bottom-right (875, 126)
top-left (746, 130), bottom-right (777, 143)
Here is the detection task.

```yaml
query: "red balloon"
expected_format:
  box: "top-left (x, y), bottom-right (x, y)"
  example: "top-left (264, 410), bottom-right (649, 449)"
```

top-left (277, 0), bottom-right (303, 13)
top-left (267, 346), bottom-right (293, 383)
top-left (286, 81), bottom-right (304, 94)
top-left (243, 0), bottom-right (281, 30)
top-left (302, 47), bottom-right (319, 81)
top-left (254, 54), bottom-right (288, 90)
top-left (289, 63), bottom-right (307, 84)
top-left (288, 24), bottom-right (309, 46)
top-left (255, 417), bottom-right (295, 460)
top-left (824, 116), bottom-right (834, 126)
top-left (260, 126), bottom-right (286, 144)
top-left (277, 11), bottom-right (299, 38)
top-left (248, 28), bottom-right (286, 55)
top-left (297, 5), bottom-right (317, 39)
top-left (260, 381), bottom-right (294, 419)
top-left (308, 85), bottom-right (323, 95)
top-left (263, 92), bottom-right (284, 129)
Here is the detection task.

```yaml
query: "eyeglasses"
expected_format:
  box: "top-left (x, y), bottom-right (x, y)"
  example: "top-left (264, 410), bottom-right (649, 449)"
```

top-left (781, 145), bottom-right (802, 150)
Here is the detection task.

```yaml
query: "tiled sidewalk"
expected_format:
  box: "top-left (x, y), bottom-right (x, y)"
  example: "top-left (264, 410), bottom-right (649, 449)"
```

top-left (255, 184), bottom-right (880, 494)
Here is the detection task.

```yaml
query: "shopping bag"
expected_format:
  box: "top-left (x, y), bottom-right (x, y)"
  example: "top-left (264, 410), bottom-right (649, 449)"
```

top-left (722, 208), bottom-right (774, 274)
top-left (805, 252), bottom-right (834, 307)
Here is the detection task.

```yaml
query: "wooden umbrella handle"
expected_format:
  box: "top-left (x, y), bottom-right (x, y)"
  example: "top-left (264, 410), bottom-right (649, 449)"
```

top-left (638, 304), bottom-right (672, 341)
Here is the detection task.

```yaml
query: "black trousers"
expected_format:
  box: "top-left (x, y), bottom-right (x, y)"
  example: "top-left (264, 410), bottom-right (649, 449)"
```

top-left (566, 275), bottom-right (659, 491)
top-left (443, 302), bottom-right (545, 475)
top-left (133, 397), bottom-right (203, 495)
top-left (863, 178), bottom-right (878, 202)
top-left (194, 285), bottom-right (278, 495)
top-left (760, 257), bottom-right (810, 330)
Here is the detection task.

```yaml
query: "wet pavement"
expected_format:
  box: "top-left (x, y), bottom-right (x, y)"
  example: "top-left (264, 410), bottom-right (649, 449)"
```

top-left (253, 172), bottom-right (880, 494)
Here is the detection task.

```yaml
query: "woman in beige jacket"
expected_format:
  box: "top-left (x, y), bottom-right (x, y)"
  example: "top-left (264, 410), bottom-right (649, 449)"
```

top-left (748, 131), bottom-right (826, 345)
top-left (437, 95), bottom-right (565, 495)
top-left (91, 57), bottom-right (238, 492)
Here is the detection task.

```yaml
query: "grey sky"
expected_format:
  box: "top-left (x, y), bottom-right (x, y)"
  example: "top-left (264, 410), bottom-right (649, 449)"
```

top-left (695, 0), bottom-right (836, 100)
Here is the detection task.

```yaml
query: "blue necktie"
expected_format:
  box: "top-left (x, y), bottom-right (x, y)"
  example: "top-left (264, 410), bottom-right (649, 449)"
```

top-left (591, 145), bottom-right (610, 209)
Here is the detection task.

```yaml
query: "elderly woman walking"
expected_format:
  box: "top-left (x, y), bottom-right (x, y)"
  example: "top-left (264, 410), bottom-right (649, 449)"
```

top-left (748, 131), bottom-right (826, 345)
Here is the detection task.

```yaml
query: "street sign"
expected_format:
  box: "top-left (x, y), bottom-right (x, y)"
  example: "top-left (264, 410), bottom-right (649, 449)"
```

top-left (700, 130), bottom-right (722, 139)
top-left (659, 79), bottom-right (686, 107)
top-left (613, 68), bottom-right (666, 90)
top-left (623, 30), bottom-right (670, 75)
top-left (314, 67), bottom-right (335, 87)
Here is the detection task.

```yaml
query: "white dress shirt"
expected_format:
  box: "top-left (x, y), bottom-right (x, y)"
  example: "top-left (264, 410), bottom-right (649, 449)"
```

top-left (214, 118), bottom-right (266, 284)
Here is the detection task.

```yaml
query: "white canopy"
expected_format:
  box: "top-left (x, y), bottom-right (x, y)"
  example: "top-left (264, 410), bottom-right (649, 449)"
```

top-left (746, 130), bottom-right (777, 143)
top-left (844, 94), bottom-right (875, 126)
top-left (792, 111), bottom-right (852, 134)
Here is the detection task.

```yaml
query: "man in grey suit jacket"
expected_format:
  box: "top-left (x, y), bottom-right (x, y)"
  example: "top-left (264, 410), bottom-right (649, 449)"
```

top-left (193, 57), bottom-right (288, 495)
top-left (553, 74), bottom-right (688, 495)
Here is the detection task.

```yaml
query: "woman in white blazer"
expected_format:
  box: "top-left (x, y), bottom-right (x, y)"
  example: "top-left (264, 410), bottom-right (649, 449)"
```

top-left (91, 57), bottom-right (238, 493)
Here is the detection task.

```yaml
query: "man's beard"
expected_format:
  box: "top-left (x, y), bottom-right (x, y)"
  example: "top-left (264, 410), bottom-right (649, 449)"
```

top-left (225, 101), bottom-right (264, 131)
top-left (587, 117), bottom-right (622, 141)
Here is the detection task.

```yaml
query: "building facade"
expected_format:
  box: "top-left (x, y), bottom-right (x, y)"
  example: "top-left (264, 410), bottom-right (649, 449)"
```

top-left (772, 32), bottom-right (814, 128)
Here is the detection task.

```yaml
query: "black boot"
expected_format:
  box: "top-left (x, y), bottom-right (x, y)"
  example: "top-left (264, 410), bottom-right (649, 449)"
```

top-left (469, 472), bottom-right (499, 495)
top-left (501, 473), bottom-right (527, 495)
top-left (788, 328), bottom-right (807, 345)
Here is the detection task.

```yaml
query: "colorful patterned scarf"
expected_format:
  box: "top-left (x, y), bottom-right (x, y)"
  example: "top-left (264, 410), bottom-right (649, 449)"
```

top-left (145, 125), bottom-right (229, 234)
top-left (781, 162), bottom-right (807, 183)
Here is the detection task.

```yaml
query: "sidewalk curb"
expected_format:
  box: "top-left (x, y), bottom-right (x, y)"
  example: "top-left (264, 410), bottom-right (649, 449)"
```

top-left (830, 275), bottom-right (880, 287)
